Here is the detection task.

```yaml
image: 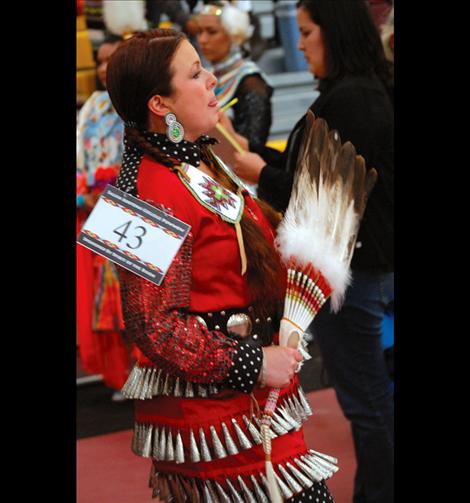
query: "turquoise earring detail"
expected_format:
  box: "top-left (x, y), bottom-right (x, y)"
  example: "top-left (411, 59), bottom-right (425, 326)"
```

top-left (165, 113), bottom-right (184, 143)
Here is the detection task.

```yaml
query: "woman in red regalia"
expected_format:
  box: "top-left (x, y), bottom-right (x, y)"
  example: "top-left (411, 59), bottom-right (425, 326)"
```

top-left (106, 28), bottom-right (338, 502)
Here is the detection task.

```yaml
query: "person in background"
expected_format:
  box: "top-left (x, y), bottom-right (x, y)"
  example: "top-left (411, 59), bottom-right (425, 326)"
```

top-left (195, 0), bottom-right (273, 156)
top-left (145, 0), bottom-right (200, 36)
top-left (105, 27), bottom-right (338, 502)
top-left (232, 1), bottom-right (394, 501)
top-left (76, 35), bottom-right (130, 401)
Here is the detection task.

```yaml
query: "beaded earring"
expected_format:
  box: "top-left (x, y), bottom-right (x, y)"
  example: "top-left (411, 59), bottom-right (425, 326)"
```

top-left (165, 113), bottom-right (184, 143)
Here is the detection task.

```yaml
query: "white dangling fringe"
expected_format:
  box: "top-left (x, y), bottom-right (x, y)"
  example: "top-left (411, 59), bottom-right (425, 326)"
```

top-left (265, 460), bottom-right (283, 503)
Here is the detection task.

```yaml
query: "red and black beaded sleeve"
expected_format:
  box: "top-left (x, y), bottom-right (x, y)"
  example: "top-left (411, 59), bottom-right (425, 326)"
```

top-left (118, 231), bottom-right (263, 390)
top-left (118, 230), bottom-right (237, 384)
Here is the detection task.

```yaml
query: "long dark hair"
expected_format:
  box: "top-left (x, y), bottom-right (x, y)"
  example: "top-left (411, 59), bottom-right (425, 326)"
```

top-left (297, 0), bottom-right (392, 92)
top-left (106, 29), bottom-right (284, 316)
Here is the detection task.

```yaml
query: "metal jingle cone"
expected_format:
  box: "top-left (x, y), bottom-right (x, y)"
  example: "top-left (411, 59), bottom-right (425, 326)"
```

top-left (158, 473), bottom-right (171, 501)
top-left (175, 430), bottom-right (185, 464)
top-left (205, 480), bottom-right (220, 503)
top-left (147, 368), bottom-right (158, 399)
top-left (208, 384), bottom-right (219, 395)
top-left (158, 426), bottom-right (167, 462)
top-left (237, 475), bottom-right (257, 503)
top-left (142, 424), bottom-right (153, 457)
top-left (291, 394), bottom-right (308, 422)
top-left (134, 367), bottom-right (147, 398)
top-left (308, 448), bottom-right (338, 465)
top-left (258, 472), bottom-right (269, 492)
top-left (153, 369), bottom-right (163, 395)
top-left (281, 396), bottom-right (294, 417)
top-left (306, 451), bottom-right (335, 473)
top-left (162, 372), bottom-right (172, 396)
top-left (221, 422), bottom-right (239, 456)
top-left (148, 368), bottom-right (158, 398)
top-left (214, 481), bottom-right (231, 503)
top-left (173, 376), bottom-right (183, 397)
top-left (190, 478), bottom-right (202, 503)
top-left (277, 405), bottom-right (301, 430)
top-left (297, 342), bottom-right (311, 362)
top-left (166, 428), bottom-right (175, 461)
top-left (199, 427), bottom-right (212, 462)
top-left (203, 481), bottom-right (215, 503)
top-left (270, 416), bottom-right (288, 436)
top-left (121, 365), bottom-right (139, 397)
top-left (286, 396), bottom-right (303, 424)
top-left (127, 365), bottom-right (142, 397)
top-left (307, 454), bottom-right (338, 477)
top-left (286, 461), bottom-right (314, 489)
top-left (210, 426), bottom-right (228, 459)
top-left (297, 386), bottom-right (313, 416)
top-left (139, 367), bottom-right (152, 400)
top-left (301, 455), bottom-right (328, 480)
top-left (189, 428), bottom-right (201, 463)
top-left (167, 474), bottom-right (184, 503)
top-left (231, 418), bottom-right (253, 450)
top-left (273, 471), bottom-right (294, 500)
top-left (137, 423), bottom-right (146, 454)
top-left (250, 475), bottom-right (269, 503)
top-left (179, 474), bottom-right (194, 501)
top-left (185, 380), bottom-right (195, 398)
top-left (277, 464), bottom-right (302, 493)
top-left (272, 411), bottom-right (294, 432)
top-left (152, 426), bottom-right (160, 460)
top-left (131, 422), bottom-right (139, 454)
top-left (242, 415), bottom-right (262, 445)
top-left (294, 457), bottom-right (322, 482)
top-left (225, 478), bottom-right (245, 503)
top-left (198, 384), bottom-right (208, 397)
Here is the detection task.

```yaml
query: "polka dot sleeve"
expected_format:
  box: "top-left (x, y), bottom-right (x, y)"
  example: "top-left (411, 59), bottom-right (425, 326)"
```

top-left (224, 342), bottom-right (263, 393)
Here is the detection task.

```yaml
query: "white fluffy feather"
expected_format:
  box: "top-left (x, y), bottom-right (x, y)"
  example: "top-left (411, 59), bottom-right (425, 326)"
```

top-left (103, 0), bottom-right (148, 36)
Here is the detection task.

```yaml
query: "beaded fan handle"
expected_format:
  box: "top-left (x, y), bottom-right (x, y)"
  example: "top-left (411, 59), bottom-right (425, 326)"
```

top-left (260, 259), bottom-right (333, 502)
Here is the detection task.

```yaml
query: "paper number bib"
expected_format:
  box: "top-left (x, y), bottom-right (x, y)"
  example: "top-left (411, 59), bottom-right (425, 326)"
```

top-left (77, 185), bottom-right (191, 285)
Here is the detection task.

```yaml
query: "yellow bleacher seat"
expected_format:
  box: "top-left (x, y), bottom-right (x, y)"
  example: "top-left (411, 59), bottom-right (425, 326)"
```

top-left (76, 15), bottom-right (96, 102)
top-left (77, 69), bottom-right (97, 103)
top-left (77, 14), bottom-right (87, 32)
top-left (77, 30), bottom-right (95, 70)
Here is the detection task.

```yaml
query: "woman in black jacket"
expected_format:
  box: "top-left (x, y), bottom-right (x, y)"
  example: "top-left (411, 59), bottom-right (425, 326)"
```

top-left (234, 2), bottom-right (394, 502)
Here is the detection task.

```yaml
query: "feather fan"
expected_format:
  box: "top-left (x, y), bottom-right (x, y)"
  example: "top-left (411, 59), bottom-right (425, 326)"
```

top-left (260, 111), bottom-right (377, 502)
top-left (276, 111), bottom-right (376, 318)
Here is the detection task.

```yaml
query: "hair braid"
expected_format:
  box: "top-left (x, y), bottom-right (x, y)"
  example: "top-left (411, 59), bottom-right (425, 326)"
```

top-left (125, 126), bottom-right (179, 168)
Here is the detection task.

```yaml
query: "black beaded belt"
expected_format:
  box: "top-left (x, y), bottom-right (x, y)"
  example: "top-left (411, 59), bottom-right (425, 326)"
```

top-left (189, 306), bottom-right (280, 347)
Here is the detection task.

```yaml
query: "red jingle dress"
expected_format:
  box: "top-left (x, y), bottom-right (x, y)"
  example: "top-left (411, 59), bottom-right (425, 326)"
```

top-left (116, 133), bottom-right (338, 502)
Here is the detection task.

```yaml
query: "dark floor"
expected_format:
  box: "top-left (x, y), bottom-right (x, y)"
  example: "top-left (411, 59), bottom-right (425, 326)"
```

top-left (77, 341), bottom-right (331, 439)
